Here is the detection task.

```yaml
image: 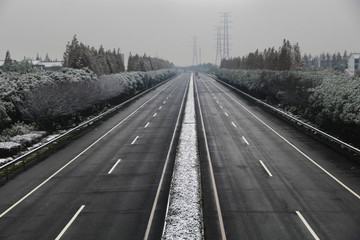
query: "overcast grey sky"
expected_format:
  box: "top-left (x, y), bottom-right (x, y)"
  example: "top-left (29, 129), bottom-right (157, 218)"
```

top-left (0, 0), bottom-right (359, 66)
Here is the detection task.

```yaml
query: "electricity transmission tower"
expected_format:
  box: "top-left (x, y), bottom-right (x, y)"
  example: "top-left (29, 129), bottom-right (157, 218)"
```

top-left (192, 36), bottom-right (198, 66)
top-left (220, 12), bottom-right (231, 60)
top-left (199, 46), bottom-right (201, 65)
top-left (215, 26), bottom-right (222, 65)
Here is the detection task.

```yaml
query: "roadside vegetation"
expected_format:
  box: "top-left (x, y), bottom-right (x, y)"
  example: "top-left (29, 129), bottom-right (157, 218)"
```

top-left (0, 36), bottom-right (176, 159)
top-left (127, 53), bottom-right (174, 72)
top-left (215, 40), bottom-right (360, 148)
top-left (0, 68), bottom-right (176, 134)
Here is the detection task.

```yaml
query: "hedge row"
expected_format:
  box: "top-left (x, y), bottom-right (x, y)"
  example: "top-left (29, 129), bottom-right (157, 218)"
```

top-left (215, 68), bottom-right (360, 148)
top-left (0, 68), bottom-right (177, 132)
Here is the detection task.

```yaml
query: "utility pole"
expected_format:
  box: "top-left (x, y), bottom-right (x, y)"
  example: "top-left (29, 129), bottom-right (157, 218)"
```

top-left (192, 36), bottom-right (198, 66)
top-left (215, 26), bottom-right (222, 65)
top-left (220, 12), bottom-right (231, 60)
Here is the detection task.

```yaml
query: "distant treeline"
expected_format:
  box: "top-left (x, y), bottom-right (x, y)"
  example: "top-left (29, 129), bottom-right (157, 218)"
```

top-left (127, 53), bottom-right (174, 72)
top-left (63, 35), bottom-right (125, 75)
top-left (303, 52), bottom-right (348, 73)
top-left (220, 39), bottom-right (349, 73)
top-left (221, 39), bottom-right (302, 71)
top-left (63, 35), bottom-right (174, 75)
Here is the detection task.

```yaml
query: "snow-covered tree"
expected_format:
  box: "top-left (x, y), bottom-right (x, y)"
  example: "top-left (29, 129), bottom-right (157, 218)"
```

top-left (278, 39), bottom-right (292, 70)
top-left (292, 43), bottom-right (303, 69)
top-left (63, 34), bottom-right (80, 69)
top-left (3, 50), bottom-right (13, 71)
top-left (62, 35), bottom-right (125, 75)
top-left (44, 53), bottom-right (51, 62)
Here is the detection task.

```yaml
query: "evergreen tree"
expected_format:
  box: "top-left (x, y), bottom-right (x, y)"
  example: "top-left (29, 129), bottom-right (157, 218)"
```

top-left (62, 35), bottom-right (126, 75)
top-left (303, 54), bottom-right (310, 67)
top-left (127, 53), bottom-right (173, 72)
top-left (278, 39), bottom-right (292, 70)
top-left (63, 34), bottom-right (80, 68)
top-left (292, 43), bottom-right (302, 69)
top-left (78, 43), bottom-right (90, 69)
top-left (17, 59), bottom-right (34, 74)
top-left (264, 47), bottom-right (278, 70)
top-left (116, 48), bottom-right (125, 72)
top-left (3, 50), bottom-right (13, 71)
top-left (319, 53), bottom-right (326, 68)
top-left (326, 53), bottom-right (331, 68)
top-left (44, 53), bottom-right (51, 62)
top-left (311, 56), bottom-right (319, 68)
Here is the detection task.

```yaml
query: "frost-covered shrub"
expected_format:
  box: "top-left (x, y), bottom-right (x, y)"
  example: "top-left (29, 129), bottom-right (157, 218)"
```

top-left (215, 68), bottom-right (360, 147)
top-left (0, 122), bottom-right (36, 142)
top-left (0, 68), bottom-right (176, 132)
top-left (215, 69), bottom-right (321, 108)
top-left (0, 102), bottom-right (11, 131)
top-left (308, 75), bottom-right (360, 142)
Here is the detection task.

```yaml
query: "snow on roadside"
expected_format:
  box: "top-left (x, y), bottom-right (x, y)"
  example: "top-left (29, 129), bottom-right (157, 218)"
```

top-left (162, 74), bottom-right (203, 239)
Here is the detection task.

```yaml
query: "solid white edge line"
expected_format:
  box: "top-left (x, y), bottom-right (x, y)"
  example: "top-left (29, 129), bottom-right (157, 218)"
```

top-left (195, 75), bottom-right (227, 240)
top-left (108, 159), bottom-right (121, 175)
top-left (242, 136), bottom-right (250, 145)
top-left (144, 122), bottom-right (150, 128)
top-left (231, 122), bottom-right (237, 128)
top-left (0, 76), bottom-right (181, 219)
top-left (131, 136), bottom-right (139, 145)
top-left (296, 211), bottom-right (320, 240)
top-left (209, 77), bottom-right (360, 200)
top-left (259, 160), bottom-right (273, 177)
top-left (143, 74), bottom-right (190, 240)
top-left (55, 205), bottom-right (85, 240)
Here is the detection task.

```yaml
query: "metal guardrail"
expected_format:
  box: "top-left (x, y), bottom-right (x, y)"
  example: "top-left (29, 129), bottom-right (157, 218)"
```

top-left (0, 74), bottom-right (178, 179)
top-left (208, 74), bottom-right (360, 158)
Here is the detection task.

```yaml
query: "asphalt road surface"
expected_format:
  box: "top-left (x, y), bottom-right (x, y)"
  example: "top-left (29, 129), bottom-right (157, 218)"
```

top-left (0, 73), bottom-right (190, 240)
top-left (0, 72), bottom-right (359, 240)
top-left (195, 73), bottom-right (360, 240)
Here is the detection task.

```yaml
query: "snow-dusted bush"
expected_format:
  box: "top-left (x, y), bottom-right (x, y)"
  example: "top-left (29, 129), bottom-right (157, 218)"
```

top-left (0, 102), bottom-right (11, 130)
top-left (0, 68), bottom-right (176, 132)
top-left (216, 68), bottom-right (360, 147)
top-left (0, 142), bottom-right (22, 158)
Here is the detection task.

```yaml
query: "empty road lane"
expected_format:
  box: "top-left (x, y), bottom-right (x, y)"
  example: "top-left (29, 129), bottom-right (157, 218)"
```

top-left (0, 73), bottom-right (190, 240)
top-left (195, 73), bottom-right (360, 240)
top-left (1, 72), bottom-right (359, 240)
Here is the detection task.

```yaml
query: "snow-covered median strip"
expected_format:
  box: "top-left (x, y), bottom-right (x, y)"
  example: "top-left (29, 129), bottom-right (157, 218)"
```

top-left (162, 74), bottom-right (203, 239)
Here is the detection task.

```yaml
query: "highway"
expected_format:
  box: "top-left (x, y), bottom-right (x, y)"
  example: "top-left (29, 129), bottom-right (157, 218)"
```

top-left (0, 73), bottom-right (190, 239)
top-left (0, 72), bottom-right (359, 240)
top-left (195, 73), bottom-right (360, 240)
